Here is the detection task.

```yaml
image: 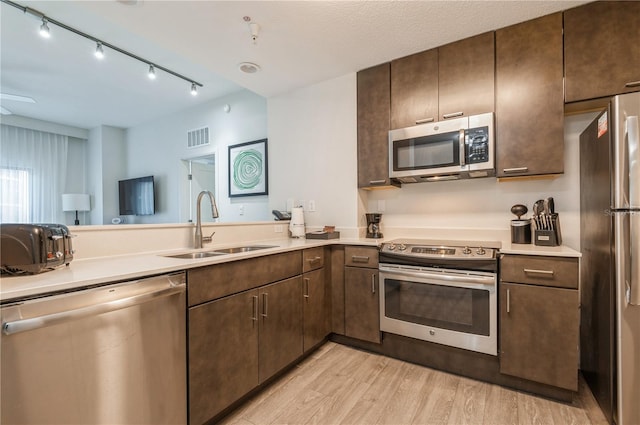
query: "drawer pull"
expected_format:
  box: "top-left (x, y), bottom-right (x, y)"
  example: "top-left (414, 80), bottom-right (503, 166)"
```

top-left (369, 180), bottom-right (386, 185)
top-left (415, 117), bottom-right (435, 125)
top-left (351, 255), bottom-right (370, 263)
top-left (625, 81), bottom-right (640, 88)
top-left (523, 268), bottom-right (554, 276)
top-left (503, 167), bottom-right (529, 174)
top-left (306, 256), bottom-right (322, 264)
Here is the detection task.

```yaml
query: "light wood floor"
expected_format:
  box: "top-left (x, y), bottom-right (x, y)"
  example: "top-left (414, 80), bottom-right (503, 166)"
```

top-left (220, 342), bottom-right (608, 425)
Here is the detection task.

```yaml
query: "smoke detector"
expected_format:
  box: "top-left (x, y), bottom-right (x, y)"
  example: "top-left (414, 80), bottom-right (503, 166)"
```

top-left (238, 62), bottom-right (261, 74)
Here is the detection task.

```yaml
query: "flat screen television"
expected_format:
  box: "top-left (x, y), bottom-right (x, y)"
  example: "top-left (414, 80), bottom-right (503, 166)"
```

top-left (118, 175), bottom-right (155, 216)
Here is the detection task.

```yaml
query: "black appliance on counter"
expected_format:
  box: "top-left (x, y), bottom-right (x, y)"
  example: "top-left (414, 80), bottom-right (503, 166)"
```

top-left (365, 213), bottom-right (383, 238)
top-left (0, 223), bottom-right (74, 274)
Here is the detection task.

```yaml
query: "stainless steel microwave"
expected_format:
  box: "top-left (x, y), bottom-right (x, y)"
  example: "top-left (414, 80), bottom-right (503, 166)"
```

top-left (389, 112), bottom-right (494, 183)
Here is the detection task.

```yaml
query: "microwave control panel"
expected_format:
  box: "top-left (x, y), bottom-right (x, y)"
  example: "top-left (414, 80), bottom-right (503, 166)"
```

top-left (465, 127), bottom-right (489, 164)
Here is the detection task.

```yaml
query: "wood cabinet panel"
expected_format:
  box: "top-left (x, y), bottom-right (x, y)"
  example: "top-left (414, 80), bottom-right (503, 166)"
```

top-left (357, 63), bottom-right (395, 188)
top-left (438, 32), bottom-right (495, 121)
top-left (344, 246), bottom-right (379, 268)
top-left (495, 13), bottom-right (564, 178)
top-left (331, 245), bottom-right (346, 335)
top-left (345, 267), bottom-right (381, 344)
top-left (188, 290), bottom-right (259, 424)
top-left (499, 282), bottom-right (579, 390)
top-left (187, 251), bottom-right (302, 306)
top-left (564, 1), bottom-right (640, 103)
top-left (258, 276), bottom-right (304, 383)
top-left (391, 49), bottom-right (439, 129)
top-left (303, 247), bottom-right (325, 273)
top-left (500, 255), bottom-right (578, 289)
top-left (303, 267), bottom-right (330, 352)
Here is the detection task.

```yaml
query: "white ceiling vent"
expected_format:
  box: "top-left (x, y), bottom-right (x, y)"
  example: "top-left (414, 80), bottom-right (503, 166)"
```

top-left (187, 126), bottom-right (210, 149)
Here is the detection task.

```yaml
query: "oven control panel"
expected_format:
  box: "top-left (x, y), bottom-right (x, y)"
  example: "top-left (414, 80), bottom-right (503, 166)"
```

top-left (380, 241), bottom-right (496, 260)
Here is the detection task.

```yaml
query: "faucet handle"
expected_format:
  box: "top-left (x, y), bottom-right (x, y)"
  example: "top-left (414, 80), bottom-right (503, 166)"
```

top-left (202, 231), bottom-right (216, 244)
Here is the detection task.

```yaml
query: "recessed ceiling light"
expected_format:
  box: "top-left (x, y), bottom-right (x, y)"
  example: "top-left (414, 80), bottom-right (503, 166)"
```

top-left (238, 62), bottom-right (261, 74)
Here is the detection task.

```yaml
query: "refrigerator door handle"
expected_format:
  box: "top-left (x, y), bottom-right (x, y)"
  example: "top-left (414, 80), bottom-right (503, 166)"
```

top-left (627, 116), bottom-right (639, 207)
top-left (629, 212), bottom-right (640, 306)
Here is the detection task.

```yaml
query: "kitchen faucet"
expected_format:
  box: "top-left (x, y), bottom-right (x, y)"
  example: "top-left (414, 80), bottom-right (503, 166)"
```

top-left (194, 190), bottom-right (219, 249)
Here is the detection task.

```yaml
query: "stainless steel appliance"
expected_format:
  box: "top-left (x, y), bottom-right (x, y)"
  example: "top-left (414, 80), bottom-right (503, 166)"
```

top-left (0, 223), bottom-right (74, 274)
top-left (580, 92), bottom-right (640, 425)
top-left (1, 272), bottom-right (187, 424)
top-left (389, 112), bottom-right (494, 183)
top-left (379, 240), bottom-right (499, 355)
top-left (365, 213), bottom-right (383, 238)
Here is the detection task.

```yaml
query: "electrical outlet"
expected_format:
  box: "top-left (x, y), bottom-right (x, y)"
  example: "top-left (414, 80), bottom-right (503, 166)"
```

top-left (239, 204), bottom-right (244, 215)
top-left (274, 225), bottom-right (283, 233)
top-left (308, 200), bottom-right (316, 212)
top-left (377, 200), bottom-right (386, 212)
top-left (299, 200), bottom-right (305, 209)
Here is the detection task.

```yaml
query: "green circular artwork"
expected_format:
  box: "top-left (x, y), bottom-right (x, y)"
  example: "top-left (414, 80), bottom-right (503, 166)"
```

top-left (233, 149), bottom-right (263, 190)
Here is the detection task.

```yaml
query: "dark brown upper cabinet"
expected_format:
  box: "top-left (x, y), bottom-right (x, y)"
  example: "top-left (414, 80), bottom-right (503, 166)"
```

top-left (438, 31), bottom-right (495, 121)
top-left (564, 1), bottom-right (640, 104)
top-left (390, 48), bottom-right (439, 129)
top-left (357, 63), bottom-right (398, 189)
top-left (495, 13), bottom-right (564, 178)
top-left (390, 32), bottom-right (494, 130)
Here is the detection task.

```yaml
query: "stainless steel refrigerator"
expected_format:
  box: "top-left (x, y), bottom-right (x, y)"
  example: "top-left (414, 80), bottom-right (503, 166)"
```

top-left (580, 91), bottom-right (640, 425)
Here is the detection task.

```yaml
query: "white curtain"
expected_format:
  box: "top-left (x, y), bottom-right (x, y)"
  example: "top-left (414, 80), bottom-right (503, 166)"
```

top-left (0, 124), bottom-right (68, 223)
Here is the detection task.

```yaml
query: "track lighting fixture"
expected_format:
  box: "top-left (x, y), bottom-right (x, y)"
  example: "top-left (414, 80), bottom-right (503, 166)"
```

top-left (94, 42), bottom-right (104, 59)
top-left (39, 18), bottom-right (50, 38)
top-left (2, 0), bottom-right (203, 96)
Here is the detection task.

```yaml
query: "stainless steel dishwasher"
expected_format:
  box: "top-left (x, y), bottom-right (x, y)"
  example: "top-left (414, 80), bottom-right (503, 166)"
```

top-left (1, 272), bottom-right (187, 425)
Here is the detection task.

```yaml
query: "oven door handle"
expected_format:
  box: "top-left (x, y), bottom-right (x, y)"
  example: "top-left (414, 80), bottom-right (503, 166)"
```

top-left (379, 266), bottom-right (495, 289)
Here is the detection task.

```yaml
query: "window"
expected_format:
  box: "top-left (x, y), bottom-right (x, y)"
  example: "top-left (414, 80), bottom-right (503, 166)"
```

top-left (0, 167), bottom-right (31, 223)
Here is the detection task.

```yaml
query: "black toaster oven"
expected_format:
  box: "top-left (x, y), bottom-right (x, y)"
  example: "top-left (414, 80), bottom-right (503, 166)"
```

top-left (0, 224), bottom-right (74, 275)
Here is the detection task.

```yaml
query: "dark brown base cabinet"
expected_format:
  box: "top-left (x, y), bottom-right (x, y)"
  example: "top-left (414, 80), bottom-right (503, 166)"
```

top-left (344, 246), bottom-right (381, 344)
top-left (303, 267), bottom-right (330, 352)
top-left (499, 255), bottom-right (579, 391)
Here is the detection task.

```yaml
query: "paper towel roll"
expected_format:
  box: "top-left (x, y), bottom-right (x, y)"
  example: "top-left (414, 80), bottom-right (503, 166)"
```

top-left (289, 206), bottom-right (305, 238)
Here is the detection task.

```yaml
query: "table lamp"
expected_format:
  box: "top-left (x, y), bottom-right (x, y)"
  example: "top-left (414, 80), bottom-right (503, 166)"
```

top-left (62, 193), bottom-right (91, 225)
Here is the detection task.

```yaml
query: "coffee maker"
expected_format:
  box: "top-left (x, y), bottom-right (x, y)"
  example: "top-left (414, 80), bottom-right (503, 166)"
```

top-left (365, 213), bottom-right (383, 239)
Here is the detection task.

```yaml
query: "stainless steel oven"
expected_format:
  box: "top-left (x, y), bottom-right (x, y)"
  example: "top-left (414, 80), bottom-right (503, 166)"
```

top-left (379, 240), bottom-right (498, 356)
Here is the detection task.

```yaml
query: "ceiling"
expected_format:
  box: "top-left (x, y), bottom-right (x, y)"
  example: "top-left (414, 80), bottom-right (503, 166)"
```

top-left (0, 0), bottom-right (591, 130)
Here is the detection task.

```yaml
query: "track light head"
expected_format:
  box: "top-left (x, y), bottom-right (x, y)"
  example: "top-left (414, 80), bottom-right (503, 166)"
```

top-left (39, 18), bottom-right (50, 38)
top-left (95, 42), bottom-right (104, 59)
top-left (148, 64), bottom-right (156, 80)
top-left (190, 83), bottom-right (198, 96)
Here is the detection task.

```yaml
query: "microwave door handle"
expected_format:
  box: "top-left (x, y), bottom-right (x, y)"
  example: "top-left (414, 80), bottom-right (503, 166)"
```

top-left (459, 129), bottom-right (466, 167)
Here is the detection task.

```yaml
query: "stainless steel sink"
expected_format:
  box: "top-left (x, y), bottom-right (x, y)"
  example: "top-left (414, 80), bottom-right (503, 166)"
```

top-left (164, 251), bottom-right (226, 259)
top-left (211, 245), bottom-right (278, 254)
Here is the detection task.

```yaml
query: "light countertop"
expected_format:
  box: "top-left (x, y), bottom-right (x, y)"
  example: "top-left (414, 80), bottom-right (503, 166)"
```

top-left (0, 236), bottom-right (579, 303)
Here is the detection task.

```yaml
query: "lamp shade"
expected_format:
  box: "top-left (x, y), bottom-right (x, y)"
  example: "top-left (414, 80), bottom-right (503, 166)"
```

top-left (62, 194), bottom-right (90, 212)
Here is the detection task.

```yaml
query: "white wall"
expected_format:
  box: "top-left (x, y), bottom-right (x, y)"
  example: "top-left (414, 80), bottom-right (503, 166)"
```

top-left (267, 73), bottom-right (359, 231)
top-left (125, 89), bottom-right (269, 224)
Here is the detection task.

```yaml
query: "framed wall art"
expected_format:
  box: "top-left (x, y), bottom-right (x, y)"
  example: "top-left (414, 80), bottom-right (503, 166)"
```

top-left (228, 138), bottom-right (268, 197)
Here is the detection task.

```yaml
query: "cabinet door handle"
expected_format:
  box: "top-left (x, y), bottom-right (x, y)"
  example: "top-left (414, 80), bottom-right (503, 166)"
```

top-left (415, 117), bottom-right (435, 125)
top-left (369, 180), bottom-right (386, 185)
top-left (625, 81), bottom-right (640, 88)
top-left (351, 255), bottom-right (370, 263)
top-left (262, 293), bottom-right (268, 318)
top-left (507, 289), bottom-right (511, 314)
top-left (503, 167), bottom-right (529, 174)
top-left (523, 268), bottom-right (554, 276)
top-left (371, 274), bottom-right (376, 294)
top-left (252, 295), bottom-right (258, 322)
top-left (443, 112), bottom-right (464, 119)
top-left (304, 278), bottom-right (310, 299)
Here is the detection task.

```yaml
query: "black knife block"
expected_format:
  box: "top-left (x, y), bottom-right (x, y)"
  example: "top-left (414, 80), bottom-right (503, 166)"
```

top-left (534, 214), bottom-right (562, 246)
